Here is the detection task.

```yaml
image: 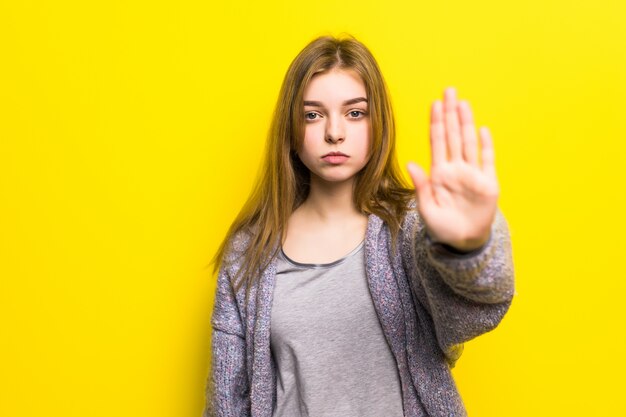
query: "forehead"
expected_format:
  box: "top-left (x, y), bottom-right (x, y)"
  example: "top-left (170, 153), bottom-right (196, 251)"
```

top-left (303, 68), bottom-right (367, 102)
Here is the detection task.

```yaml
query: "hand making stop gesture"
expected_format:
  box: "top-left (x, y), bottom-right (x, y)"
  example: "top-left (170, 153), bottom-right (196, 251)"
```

top-left (407, 87), bottom-right (499, 252)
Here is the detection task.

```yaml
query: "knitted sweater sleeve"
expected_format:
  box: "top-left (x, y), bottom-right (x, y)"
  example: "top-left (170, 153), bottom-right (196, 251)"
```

top-left (203, 261), bottom-right (250, 417)
top-left (401, 202), bottom-right (515, 367)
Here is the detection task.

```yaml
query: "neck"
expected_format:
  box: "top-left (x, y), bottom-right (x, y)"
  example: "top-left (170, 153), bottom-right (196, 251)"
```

top-left (300, 175), bottom-right (362, 222)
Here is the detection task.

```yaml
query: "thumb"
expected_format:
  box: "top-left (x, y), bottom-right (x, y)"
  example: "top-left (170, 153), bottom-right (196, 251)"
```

top-left (407, 162), bottom-right (433, 206)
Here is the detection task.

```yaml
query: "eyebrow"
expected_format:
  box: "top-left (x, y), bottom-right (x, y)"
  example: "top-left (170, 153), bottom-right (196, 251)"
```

top-left (303, 97), bottom-right (368, 107)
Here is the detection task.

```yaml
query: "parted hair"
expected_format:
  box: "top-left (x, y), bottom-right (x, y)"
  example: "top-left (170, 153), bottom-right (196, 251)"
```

top-left (209, 34), bottom-right (415, 300)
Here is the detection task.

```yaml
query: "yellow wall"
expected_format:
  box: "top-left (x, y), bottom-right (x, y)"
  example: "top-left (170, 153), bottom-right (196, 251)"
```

top-left (1, 1), bottom-right (624, 416)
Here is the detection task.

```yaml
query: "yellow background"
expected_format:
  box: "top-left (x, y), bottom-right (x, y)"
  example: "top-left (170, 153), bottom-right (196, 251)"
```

top-left (1, 1), bottom-right (625, 416)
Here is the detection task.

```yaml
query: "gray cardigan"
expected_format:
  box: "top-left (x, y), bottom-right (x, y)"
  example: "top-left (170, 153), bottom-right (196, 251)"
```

top-left (204, 199), bottom-right (515, 416)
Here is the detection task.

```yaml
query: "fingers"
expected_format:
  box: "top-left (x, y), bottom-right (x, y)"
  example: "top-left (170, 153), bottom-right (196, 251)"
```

top-left (458, 100), bottom-right (479, 167)
top-left (430, 101), bottom-right (446, 166)
top-left (479, 127), bottom-right (496, 177)
top-left (432, 88), bottom-right (491, 174)
top-left (444, 87), bottom-right (462, 161)
top-left (407, 162), bottom-right (434, 207)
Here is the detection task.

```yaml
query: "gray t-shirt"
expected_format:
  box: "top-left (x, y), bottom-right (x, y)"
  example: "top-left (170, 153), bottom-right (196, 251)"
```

top-left (270, 239), bottom-right (405, 417)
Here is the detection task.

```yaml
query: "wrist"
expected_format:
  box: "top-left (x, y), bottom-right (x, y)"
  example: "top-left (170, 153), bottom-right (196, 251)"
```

top-left (445, 234), bottom-right (491, 253)
top-left (426, 231), bottom-right (491, 254)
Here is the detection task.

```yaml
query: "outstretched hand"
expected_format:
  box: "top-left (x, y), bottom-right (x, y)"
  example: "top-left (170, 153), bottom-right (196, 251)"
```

top-left (407, 87), bottom-right (499, 252)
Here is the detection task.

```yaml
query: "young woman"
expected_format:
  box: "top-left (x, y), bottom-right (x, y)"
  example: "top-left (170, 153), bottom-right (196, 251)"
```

top-left (203, 34), bottom-right (515, 417)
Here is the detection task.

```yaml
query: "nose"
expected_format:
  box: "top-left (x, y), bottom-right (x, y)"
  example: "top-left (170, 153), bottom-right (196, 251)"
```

top-left (325, 115), bottom-right (345, 144)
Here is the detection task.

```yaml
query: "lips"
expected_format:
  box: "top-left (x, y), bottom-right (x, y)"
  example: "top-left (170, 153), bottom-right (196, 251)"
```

top-left (321, 152), bottom-right (349, 164)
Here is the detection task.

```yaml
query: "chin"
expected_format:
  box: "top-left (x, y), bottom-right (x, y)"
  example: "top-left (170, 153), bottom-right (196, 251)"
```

top-left (318, 175), bottom-right (356, 184)
top-left (309, 168), bottom-right (360, 184)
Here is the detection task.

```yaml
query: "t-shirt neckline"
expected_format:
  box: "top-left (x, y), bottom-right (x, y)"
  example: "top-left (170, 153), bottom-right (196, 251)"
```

top-left (279, 239), bottom-right (365, 269)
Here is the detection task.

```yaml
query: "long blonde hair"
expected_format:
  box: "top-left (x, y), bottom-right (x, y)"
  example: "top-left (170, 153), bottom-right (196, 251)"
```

top-left (209, 34), bottom-right (415, 298)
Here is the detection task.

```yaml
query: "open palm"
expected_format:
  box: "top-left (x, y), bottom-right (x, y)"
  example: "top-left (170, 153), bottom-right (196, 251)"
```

top-left (407, 87), bottom-right (499, 252)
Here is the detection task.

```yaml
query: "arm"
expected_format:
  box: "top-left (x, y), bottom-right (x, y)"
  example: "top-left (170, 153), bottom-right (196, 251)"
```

top-left (402, 205), bottom-right (515, 366)
top-left (203, 264), bottom-right (250, 417)
top-left (403, 87), bottom-right (515, 366)
top-left (423, 208), bottom-right (514, 305)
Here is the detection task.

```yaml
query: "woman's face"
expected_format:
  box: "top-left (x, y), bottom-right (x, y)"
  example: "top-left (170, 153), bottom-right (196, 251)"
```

top-left (297, 68), bottom-right (371, 187)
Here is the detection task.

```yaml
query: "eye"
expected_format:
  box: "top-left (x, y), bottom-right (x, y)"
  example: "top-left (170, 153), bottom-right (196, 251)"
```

top-left (349, 110), bottom-right (366, 118)
top-left (304, 112), bottom-right (320, 121)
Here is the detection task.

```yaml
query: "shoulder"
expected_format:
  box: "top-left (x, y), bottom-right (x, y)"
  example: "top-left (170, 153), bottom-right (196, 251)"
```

top-left (367, 196), bottom-right (424, 257)
top-left (399, 197), bottom-right (423, 238)
top-left (371, 196), bottom-right (420, 227)
top-left (221, 226), bottom-right (255, 271)
top-left (366, 196), bottom-right (423, 240)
